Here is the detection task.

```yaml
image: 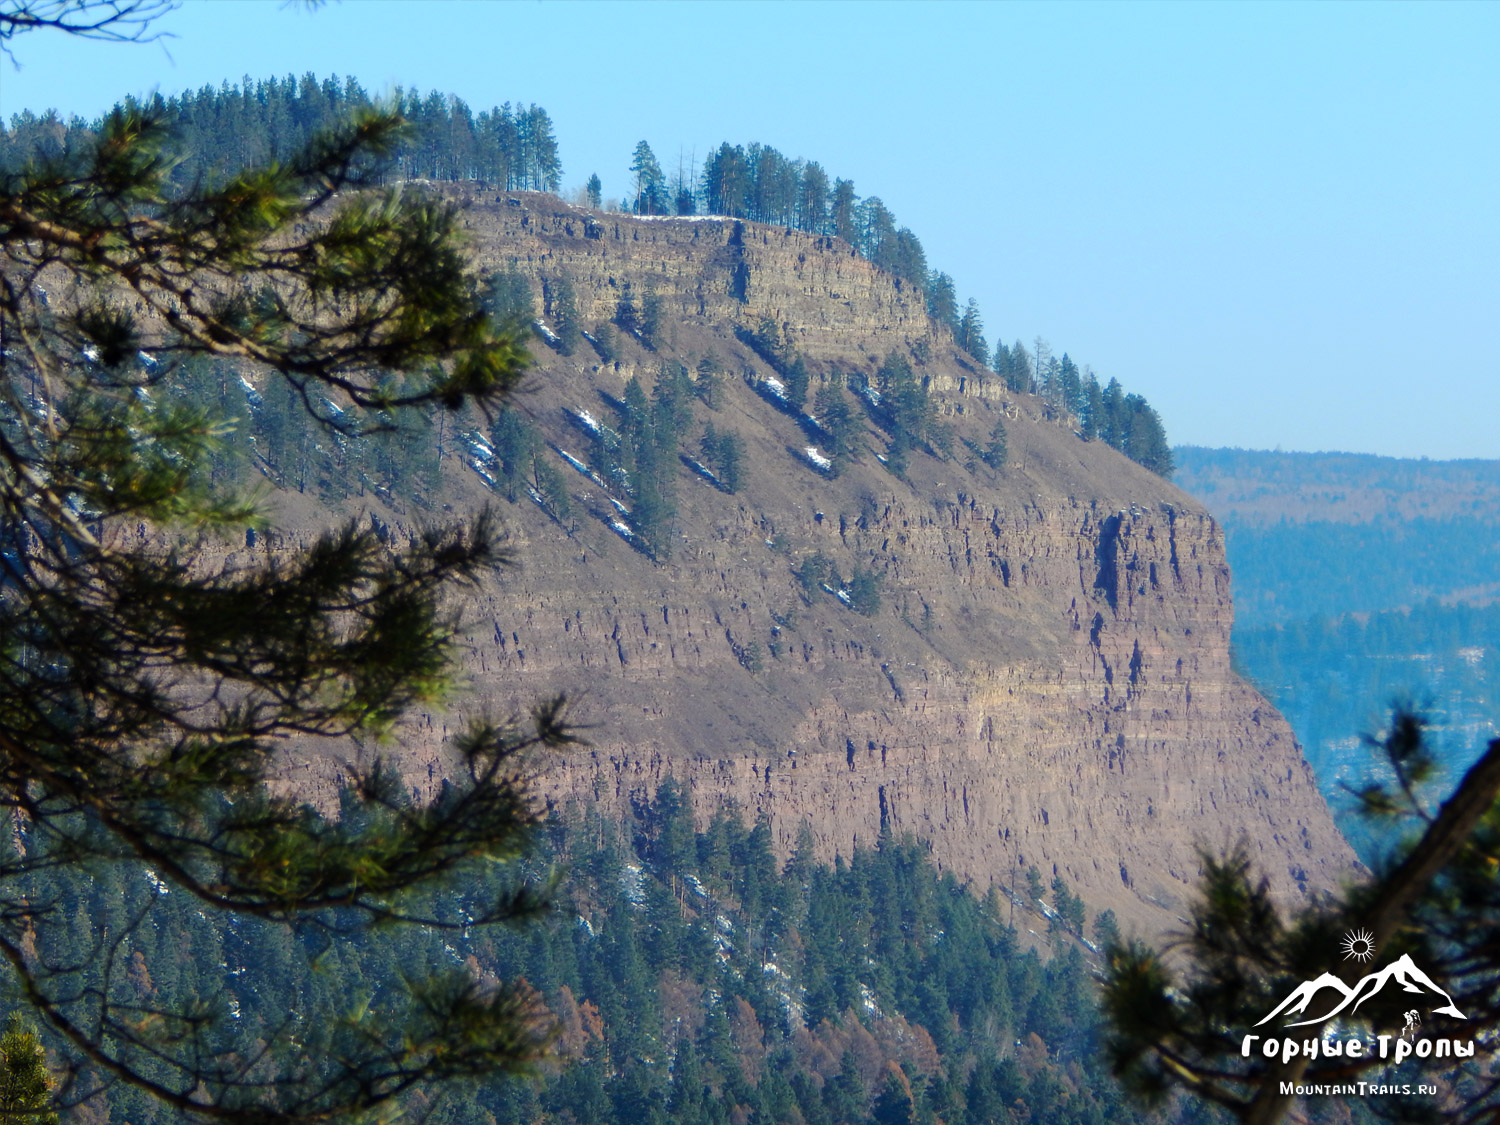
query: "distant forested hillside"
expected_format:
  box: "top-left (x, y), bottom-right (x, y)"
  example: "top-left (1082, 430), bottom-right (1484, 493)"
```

top-left (1173, 447), bottom-right (1500, 528)
top-left (1175, 447), bottom-right (1500, 626)
top-left (1220, 518), bottom-right (1500, 627)
top-left (1175, 446), bottom-right (1500, 854)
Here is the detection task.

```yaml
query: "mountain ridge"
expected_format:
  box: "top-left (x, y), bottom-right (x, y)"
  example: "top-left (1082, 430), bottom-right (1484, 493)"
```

top-left (242, 191), bottom-right (1357, 937)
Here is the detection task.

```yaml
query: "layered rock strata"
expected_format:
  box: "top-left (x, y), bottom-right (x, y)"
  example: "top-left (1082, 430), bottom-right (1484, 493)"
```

top-left (301, 193), bottom-right (1356, 935)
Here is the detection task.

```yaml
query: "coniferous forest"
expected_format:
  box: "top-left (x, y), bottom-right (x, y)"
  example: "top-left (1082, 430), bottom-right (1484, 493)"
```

top-left (21, 784), bottom-right (1168, 1125)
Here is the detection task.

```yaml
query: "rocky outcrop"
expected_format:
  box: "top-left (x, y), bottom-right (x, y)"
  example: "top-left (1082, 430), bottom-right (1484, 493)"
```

top-left (319, 193), bottom-right (1355, 936)
top-left (456, 192), bottom-right (933, 365)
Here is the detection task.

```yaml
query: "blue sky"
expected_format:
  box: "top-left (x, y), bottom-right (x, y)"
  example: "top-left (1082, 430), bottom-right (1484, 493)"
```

top-left (4, 0), bottom-right (1496, 459)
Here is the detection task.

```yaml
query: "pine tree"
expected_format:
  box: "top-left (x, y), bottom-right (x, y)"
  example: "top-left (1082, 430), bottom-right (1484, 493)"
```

top-left (1006, 340), bottom-right (1034, 394)
top-left (1104, 716), bottom-right (1500, 1124)
top-left (956, 298), bottom-right (988, 366)
top-left (797, 161), bottom-right (829, 233)
top-left (1122, 395), bottom-right (1174, 478)
top-left (869, 1065), bottom-right (916, 1125)
top-left (533, 455), bottom-right (573, 520)
top-left (813, 382), bottom-right (860, 472)
top-left (640, 285), bottom-right (664, 349)
top-left (585, 172), bottom-right (602, 209)
top-left (630, 140), bottom-right (666, 214)
top-left (982, 417), bottom-right (1007, 470)
top-left (700, 425), bottom-right (744, 494)
top-left (0, 12), bottom-right (564, 1119)
top-left (694, 354), bottom-right (723, 409)
top-left (0, 1016), bottom-right (56, 1125)
top-left (485, 263), bottom-right (535, 327)
top-left (925, 272), bottom-right (959, 338)
top-left (1081, 374), bottom-right (1104, 440)
top-left (1091, 908), bottom-right (1120, 948)
top-left (830, 178), bottom-right (858, 244)
top-left (616, 282), bottom-right (641, 335)
top-left (1057, 353), bottom-right (1083, 415)
top-left (847, 568), bottom-right (883, 617)
top-left (544, 274), bottom-right (581, 356)
top-left (1101, 377), bottom-right (1126, 449)
top-left (785, 355), bottom-right (810, 410)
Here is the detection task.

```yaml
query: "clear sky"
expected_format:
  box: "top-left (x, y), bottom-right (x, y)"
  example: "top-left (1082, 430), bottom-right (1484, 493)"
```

top-left (4, 0), bottom-right (1496, 459)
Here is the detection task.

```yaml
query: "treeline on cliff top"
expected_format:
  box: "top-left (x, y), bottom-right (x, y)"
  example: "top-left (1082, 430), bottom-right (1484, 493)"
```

top-left (19, 783), bottom-right (1172, 1125)
top-left (1, 74), bottom-right (1171, 479)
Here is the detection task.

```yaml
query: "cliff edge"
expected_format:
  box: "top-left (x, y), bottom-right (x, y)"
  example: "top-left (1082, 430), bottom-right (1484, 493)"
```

top-left (300, 192), bottom-right (1355, 936)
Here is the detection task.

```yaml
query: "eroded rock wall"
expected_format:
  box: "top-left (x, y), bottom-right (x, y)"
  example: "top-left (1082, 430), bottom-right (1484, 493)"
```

top-left (457, 193), bottom-right (933, 364)
top-left (303, 192), bottom-right (1356, 936)
top-left (443, 489), bottom-right (1348, 937)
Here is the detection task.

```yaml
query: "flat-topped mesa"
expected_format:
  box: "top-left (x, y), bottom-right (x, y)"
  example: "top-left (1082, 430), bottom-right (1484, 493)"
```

top-left (329, 192), bottom-right (1356, 936)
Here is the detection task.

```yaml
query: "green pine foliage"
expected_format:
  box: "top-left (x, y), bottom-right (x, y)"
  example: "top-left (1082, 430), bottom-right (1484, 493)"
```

top-left (994, 339), bottom-right (1035, 394)
top-left (1, 86), bottom-right (562, 1119)
top-left (6, 78), bottom-right (1178, 481)
top-left (0, 74), bottom-right (562, 191)
top-left (698, 142), bottom-right (928, 287)
top-left (629, 140), bottom-right (667, 215)
top-left (542, 275), bottom-right (582, 356)
top-left (925, 272), bottom-right (960, 338)
top-left (956, 299), bottom-right (989, 367)
top-left (639, 286), bottom-right (665, 350)
top-left (0, 1016), bottom-right (56, 1125)
top-left (847, 567), bottom-right (883, 617)
top-left (967, 415), bottom-right (1007, 472)
top-left (487, 407), bottom-right (572, 521)
top-left (795, 552), bottom-right (834, 602)
top-left (590, 322), bottom-right (621, 363)
top-left (868, 352), bottom-right (937, 476)
top-left (1050, 876), bottom-right (1087, 939)
top-left (698, 423), bottom-right (745, 494)
top-left (598, 373), bottom-right (687, 558)
top-left (813, 380), bottom-right (863, 473)
top-left (1103, 714), bottom-right (1500, 1123)
top-left (784, 355), bottom-right (810, 410)
top-left (5, 77), bottom-right (1178, 482)
top-left (23, 782), bottom-right (1133, 1125)
top-left (693, 354), bottom-right (723, 409)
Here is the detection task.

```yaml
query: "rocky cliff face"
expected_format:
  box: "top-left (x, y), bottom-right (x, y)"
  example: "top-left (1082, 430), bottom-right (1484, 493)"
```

top-left (312, 193), bottom-right (1354, 935)
top-left (455, 191), bottom-right (932, 365)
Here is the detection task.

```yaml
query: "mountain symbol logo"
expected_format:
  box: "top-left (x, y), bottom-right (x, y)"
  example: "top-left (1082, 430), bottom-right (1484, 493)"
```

top-left (1256, 953), bottom-right (1467, 1029)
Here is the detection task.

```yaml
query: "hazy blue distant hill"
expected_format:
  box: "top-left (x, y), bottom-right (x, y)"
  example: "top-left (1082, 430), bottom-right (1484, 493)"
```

top-left (1175, 446), bottom-right (1500, 856)
top-left (1173, 446), bottom-right (1500, 528)
top-left (1174, 446), bottom-right (1500, 628)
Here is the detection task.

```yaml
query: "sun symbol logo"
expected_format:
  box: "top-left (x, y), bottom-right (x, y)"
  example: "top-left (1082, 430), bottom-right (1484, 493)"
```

top-left (1341, 928), bottom-right (1376, 962)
